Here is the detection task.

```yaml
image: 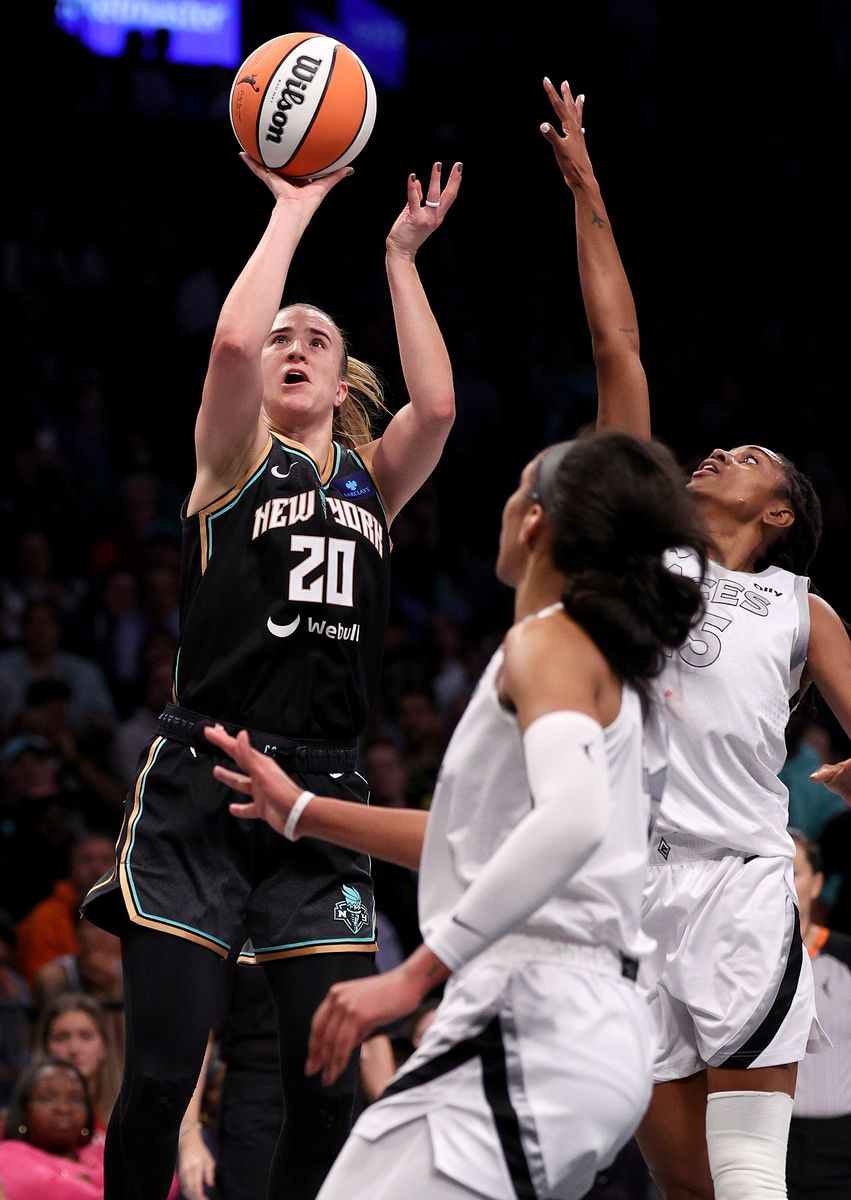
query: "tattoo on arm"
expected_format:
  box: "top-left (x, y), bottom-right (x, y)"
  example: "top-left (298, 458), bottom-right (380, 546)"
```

top-left (591, 210), bottom-right (605, 228)
top-left (618, 326), bottom-right (636, 333)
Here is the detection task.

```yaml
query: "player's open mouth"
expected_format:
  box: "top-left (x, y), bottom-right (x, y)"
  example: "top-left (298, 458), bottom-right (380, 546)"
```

top-left (283, 370), bottom-right (309, 385)
top-left (692, 459), bottom-right (720, 477)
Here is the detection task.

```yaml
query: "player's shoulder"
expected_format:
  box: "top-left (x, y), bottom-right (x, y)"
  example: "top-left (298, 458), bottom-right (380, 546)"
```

top-left (503, 606), bottom-right (607, 689)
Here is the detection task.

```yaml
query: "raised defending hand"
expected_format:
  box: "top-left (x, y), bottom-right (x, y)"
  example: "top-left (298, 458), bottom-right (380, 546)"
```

top-left (539, 77), bottom-right (593, 190)
top-left (305, 967), bottom-right (424, 1086)
top-left (385, 161), bottom-right (463, 260)
top-left (239, 151), bottom-right (354, 212)
top-left (810, 757), bottom-right (851, 805)
top-left (204, 724), bottom-right (304, 834)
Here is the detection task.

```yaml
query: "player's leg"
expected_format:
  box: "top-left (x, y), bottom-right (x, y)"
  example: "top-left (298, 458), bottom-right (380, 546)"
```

top-left (104, 923), bottom-right (225, 1200)
top-left (635, 1072), bottom-right (714, 1200)
top-left (705, 1063), bottom-right (797, 1200)
top-left (317, 1119), bottom-right (482, 1200)
top-left (261, 951), bottom-right (374, 1200)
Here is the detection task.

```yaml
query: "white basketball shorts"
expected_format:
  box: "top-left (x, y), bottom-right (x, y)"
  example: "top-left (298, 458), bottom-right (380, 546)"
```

top-left (319, 934), bottom-right (654, 1200)
top-left (642, 837), bottom-right (827, 1082)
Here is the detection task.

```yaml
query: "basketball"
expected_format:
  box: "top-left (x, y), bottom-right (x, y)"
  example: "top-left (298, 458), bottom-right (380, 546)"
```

top-left (229, 32), bottom-right (377, 180)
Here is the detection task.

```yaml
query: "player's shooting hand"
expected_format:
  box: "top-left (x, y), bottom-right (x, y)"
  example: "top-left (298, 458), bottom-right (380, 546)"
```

top-left (240, 151), bottom-right (354, 211)
top-left (305, 968), bottom-right (424, 1086)
top-left (205, 725), bottom-right (303, 835)
top-left (539, 77), bottom-right (592, 189)
top-left (385, 161), bottom-right (463, 260)
top-left (810, 757), bottom-right (851, 805)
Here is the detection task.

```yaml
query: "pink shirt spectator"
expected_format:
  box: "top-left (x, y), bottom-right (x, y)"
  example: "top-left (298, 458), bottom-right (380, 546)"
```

top-left (0, 1138), bottom-right (103, 1199)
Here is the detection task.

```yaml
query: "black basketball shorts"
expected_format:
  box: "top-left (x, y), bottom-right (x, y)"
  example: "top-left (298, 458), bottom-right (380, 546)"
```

top-left (83, 730), bottom-right (376, 963)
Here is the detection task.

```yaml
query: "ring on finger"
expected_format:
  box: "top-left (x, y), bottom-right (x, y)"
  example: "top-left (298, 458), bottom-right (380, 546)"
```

top-left (424, 199), bottom-right (440, 208)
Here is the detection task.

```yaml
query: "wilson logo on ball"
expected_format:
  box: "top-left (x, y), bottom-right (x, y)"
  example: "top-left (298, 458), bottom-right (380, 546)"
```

top-left (264, 55), bottom-right (323, 144)
top-left (229, 32), bottom-right (377, 180)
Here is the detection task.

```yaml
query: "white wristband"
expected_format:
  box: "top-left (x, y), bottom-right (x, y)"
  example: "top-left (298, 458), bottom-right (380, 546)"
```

top-left (283, 790), bottom-right (315, 841)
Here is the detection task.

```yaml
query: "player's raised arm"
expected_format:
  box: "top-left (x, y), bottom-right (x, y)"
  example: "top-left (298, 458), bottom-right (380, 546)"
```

top-left (360, 163), bottom-right (462, 523)
top-left (189, 158), bottom-right (354, 514)
top-left (205, 725), bottom-right (428, 868)
top-left (541, 78), bottom-right (650, 438)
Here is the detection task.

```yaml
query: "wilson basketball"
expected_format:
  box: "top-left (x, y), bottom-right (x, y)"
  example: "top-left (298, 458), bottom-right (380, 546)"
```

top-left (229, 32), bottom-right (376, 180)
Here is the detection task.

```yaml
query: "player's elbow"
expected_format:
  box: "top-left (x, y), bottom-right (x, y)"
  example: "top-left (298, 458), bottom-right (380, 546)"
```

top-left (210, 324), bottom-right (259, 365)
top-left (420, 390), bottom-right (455, 426)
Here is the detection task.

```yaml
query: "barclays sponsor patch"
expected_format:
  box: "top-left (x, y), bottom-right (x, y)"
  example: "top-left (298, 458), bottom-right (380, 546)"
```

top-left (331, 470), bottom-right (374, 499)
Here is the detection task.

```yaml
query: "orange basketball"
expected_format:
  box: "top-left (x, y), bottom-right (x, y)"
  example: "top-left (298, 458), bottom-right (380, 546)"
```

top-left (229, 32), bottom-right (376, 180)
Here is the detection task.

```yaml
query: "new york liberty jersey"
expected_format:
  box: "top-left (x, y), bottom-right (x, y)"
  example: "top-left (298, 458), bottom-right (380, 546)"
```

top-left (176, 434), bottom-right (390, 738)
top-left (656, 551), bottom-right (810, 858)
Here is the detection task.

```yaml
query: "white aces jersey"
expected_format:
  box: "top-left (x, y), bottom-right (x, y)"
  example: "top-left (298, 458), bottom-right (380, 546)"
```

top-left (418, 628), bottom-right (658, 964)
top-left (656, 550), bottom-right (811, 859)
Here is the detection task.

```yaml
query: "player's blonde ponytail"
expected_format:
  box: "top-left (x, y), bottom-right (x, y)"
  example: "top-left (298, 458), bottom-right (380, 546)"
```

top-left (334, 353), bottom-right (390, 448)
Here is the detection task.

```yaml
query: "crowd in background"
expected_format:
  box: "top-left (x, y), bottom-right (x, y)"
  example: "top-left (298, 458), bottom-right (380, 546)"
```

top-left (2, 2), bottom-right (850, 1196)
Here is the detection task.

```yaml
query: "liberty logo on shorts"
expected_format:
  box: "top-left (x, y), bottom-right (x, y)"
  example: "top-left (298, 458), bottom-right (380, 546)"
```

top-left (334, 885), bottom-right (369, 935)
top-left (657, 837), bottom-right (671, 861)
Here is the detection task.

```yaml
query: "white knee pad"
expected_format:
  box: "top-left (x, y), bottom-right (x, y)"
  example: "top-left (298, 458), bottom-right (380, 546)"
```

top-left (706, 1090), bottom-right (793, 1200)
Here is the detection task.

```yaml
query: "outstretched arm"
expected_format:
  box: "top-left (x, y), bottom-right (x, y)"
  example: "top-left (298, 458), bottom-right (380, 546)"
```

top-left (805, 595), bottom-right (851, 803)
top-left (303, 616), bottom-right (612, 1085)
top-left (204, 725), bottom-right (427, 869)
top-left (189, 158), bottom-right (354, 513)
top-left (541, 79), bottom-right (651, 438)
top-left (361, 162), bottom-right (462, 522)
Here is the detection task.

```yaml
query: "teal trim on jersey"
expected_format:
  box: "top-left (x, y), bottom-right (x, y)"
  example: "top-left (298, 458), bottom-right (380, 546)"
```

top-left (349, 448), bottom-right (387, 521)
top-left (248, 909), bottom-right (377, 956)
top-left (326, 441), bottom-right (342, 489)
top-left (173, 647), bottom-right (181, 702)
top-left (205, 458), bottom-right (270, 565)
top-left (125, 738), bottom-right (231, 951)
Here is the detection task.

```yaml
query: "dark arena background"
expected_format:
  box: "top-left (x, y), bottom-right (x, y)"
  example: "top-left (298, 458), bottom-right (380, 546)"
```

top-left (2, 1), bottom-right (851, 1193)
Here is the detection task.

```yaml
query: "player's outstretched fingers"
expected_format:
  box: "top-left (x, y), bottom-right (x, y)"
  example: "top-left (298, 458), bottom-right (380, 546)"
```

top-left (438, 162), bottom-right (463, 212)
top-left (407, 172), bottom-right (423, 212)
top-left (424, 161), bottom-right (443, 208)
top-left (324, 1009), bottom-right (359, 1085)
top-left (306, 991), bottom-right (336, 1076)
top-left (204, 722), bottom-right (238, 755)
top-left (543, 76), bottom-right (567, 118)
top-left (213, 764), bottom-right (253, 793)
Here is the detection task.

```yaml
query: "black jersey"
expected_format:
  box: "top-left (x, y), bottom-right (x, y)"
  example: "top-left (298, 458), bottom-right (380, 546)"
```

top-left (176, 433), bottom-right (391, 739)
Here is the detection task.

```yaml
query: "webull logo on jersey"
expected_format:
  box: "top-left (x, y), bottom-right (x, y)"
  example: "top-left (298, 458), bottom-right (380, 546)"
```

top-left (307, 617), bottom-right (361, 642)
top-left (334, 885), bottom-right (370, 935)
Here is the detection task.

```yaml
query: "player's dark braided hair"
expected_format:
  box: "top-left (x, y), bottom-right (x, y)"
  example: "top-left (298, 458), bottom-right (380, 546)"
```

top-left (755, 453), bottom-right (823, 575)
top-left (533, 432), bottom-right (709, 696)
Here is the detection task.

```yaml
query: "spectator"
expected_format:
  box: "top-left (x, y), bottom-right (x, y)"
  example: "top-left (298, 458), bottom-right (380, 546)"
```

top-left (19, 679), bottom-right (124, 814)
top-left (33, 993), bottom-right (122, 1135)
top-left (32, 920), bottom-right (122, 1011)
top-left (80, 568), bottom-right (148, 713)
top-left (0, 531), bottom-right (84, 646)
top-left (0, 600), bottom-right (116, 739)
top-left (16, 836), bottom-right (115, 985)
top-left (0, 1059), bottom-right (102, 1197)
top-left (787, 829), bottom-right (851, 1199)
top-left (0, 914), bottom-right (30, 1109)
top-left (0, 734), bottom-right (81, 920)
top-left (393, 689), bottom-right (446, 810)
top-left (112, 657), bottom-right (174, 786)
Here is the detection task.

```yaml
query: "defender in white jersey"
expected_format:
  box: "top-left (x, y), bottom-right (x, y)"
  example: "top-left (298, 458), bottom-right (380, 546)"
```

top-left (545, 76), bottom-right (851, 1200)
top-left (206, 431), bottom-right (708, 1199)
